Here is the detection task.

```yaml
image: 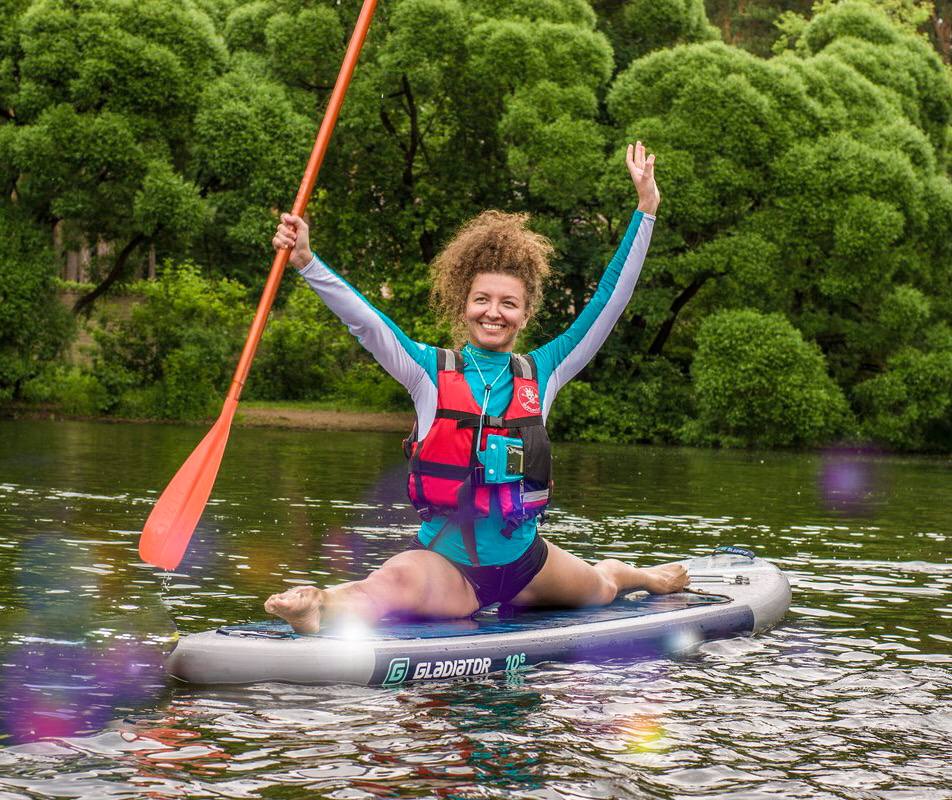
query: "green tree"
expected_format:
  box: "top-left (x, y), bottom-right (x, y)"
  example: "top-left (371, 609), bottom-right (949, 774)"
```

top-left (689, 309), bottom-right (852, 446)
top-left (1, 0), bottom-right (226, 312)
top-left (207, 0), bottom-right (621, 350)
top-left (602, 2), bottom-right (952, 445)
top-left (191, 61), bottom-right (314, 285)
top-left (244, 284), bottom-right (352, 401)
top-left (853, 346), bottom-right (952, 450)
top-left (594, 0), bottom-right (719, 68)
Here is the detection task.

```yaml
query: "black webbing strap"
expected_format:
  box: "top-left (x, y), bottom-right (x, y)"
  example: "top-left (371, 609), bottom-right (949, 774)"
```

top-left (510, 353), bottom-right (538, 380)
top-left (437, 348), bottom-right (465, 374)
top-left (455, 414), bottom-right (505, 428)
top-left (436, 410), bottom-right (544, 429)
top-left (455, 474), bottom-right (481, 566)
top-left (424, 515), bottom-right (455, 553)
top-left (411, 459), bottom-right (473, 480)
top-left (435, 409), bottom-right (483, 423)
top-left (494, 415), bottom-right (543, 428)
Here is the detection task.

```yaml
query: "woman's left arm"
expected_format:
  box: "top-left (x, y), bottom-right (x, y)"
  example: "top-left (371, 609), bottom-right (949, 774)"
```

top-left (531, 142), bottom-right (659, 419)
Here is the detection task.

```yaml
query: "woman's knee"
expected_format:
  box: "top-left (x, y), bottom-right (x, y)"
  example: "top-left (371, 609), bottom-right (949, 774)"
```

top-left (365, 560), bottom-right (424, 604)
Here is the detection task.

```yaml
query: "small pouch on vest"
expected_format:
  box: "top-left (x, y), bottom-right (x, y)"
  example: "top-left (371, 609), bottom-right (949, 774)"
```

top-left (477, 434), bottom-right (524, 483)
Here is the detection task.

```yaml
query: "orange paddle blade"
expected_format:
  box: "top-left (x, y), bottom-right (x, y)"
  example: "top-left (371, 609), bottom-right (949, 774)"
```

top-left (138, 399), bottom-right (237, 570)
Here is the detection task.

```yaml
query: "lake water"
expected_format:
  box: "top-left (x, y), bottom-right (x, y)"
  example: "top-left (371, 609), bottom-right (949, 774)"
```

top-left (0, 418), bottom-right (949, 799)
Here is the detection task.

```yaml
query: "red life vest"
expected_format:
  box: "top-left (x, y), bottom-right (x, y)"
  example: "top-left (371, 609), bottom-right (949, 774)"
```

top-left (404, 349), bottom-right (552, 565)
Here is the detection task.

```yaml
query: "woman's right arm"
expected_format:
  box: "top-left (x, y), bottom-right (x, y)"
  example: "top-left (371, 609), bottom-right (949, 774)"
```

top-left (273, 214), bottom-right (435, 393)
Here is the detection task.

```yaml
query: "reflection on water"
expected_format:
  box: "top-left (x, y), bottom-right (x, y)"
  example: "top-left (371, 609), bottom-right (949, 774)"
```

top-left (0, 419), bottom-right (950, 799)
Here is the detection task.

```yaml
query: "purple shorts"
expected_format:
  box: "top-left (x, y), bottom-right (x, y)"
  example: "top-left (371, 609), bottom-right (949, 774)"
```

top-left (407, 534), bottom-right (549, 609)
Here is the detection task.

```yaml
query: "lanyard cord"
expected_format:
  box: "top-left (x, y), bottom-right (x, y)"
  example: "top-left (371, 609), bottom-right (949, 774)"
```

top-left (463, 345), bottom-right (511, 451)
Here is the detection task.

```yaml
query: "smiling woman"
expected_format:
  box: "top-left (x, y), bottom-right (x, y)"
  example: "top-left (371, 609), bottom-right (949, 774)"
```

top-left (267, 141), bottom-right (674, 635)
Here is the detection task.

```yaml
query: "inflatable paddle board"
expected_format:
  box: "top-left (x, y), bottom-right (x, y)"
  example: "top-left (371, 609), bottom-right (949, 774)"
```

top-left (167, 550), bottom-right (790, 686)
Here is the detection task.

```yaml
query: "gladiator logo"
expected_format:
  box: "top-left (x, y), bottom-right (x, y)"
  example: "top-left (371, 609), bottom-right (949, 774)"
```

top-left (517, 385), bottom-right (541, 414)
top-left (383, 657), bottom-right (410, 686)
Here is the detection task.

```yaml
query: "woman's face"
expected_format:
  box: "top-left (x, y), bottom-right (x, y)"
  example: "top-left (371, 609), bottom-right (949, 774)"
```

top-left (463, 272), bottom-right (529, 352)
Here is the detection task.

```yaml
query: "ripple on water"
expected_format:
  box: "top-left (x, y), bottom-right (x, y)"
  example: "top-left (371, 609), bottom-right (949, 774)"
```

top-left (1, 421), bottom-right (951, 799)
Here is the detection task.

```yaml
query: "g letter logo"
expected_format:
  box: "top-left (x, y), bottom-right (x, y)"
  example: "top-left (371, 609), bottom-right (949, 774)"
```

top-left (383, 657), bottom-right (410, 686)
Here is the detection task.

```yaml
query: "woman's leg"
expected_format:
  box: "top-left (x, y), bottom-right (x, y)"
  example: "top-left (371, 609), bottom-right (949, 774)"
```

top-left (265, 549), bottom-right (480, 633)
top-left (509, 539), bottom-right (689, 608)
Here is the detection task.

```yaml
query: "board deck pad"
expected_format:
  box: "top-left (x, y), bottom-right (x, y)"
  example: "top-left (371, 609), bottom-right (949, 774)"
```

top-left (218, 590), bottom-right (730, 642)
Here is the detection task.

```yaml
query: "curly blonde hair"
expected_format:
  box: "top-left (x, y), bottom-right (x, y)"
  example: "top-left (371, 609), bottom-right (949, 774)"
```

top-left (430, 211), bottom-right (553, 344)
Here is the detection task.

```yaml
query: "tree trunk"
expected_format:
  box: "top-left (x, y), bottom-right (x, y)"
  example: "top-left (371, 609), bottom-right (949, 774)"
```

top-left (934, 4), bottom-right (951, 63)
top-left (72, 233), bottom-right (146, 315)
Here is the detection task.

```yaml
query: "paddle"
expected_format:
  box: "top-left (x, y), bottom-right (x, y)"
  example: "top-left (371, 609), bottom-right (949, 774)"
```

top-left (138, 0), bottom-right (379, 571)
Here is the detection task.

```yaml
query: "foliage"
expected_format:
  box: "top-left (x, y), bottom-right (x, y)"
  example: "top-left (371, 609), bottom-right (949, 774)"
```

top-left (191, 60), bottom-right (313, 283)
top-left (20, 365), bottom-right (110, 416)
top-left (853, 344), bottom-right (952, 450)
top-left (595, 0), bottom-right (719, 67)
top-left (3, 0), bottom-right (952, 450)
top-left (689, 310), bottom-right (853, 446)
top-left (548, 356), bottom-right (692, 443)
top-left (331, 361), bottom-right (414, 412)
top-left (0, 203), bottom-right (73, 400)
top-left (295, 0), bottom-right (618, 341)
top-left (602, 1), bottom-right (952, 448)
top-left (1, 0), bottom-right (226, 310)
top-left (244, 285), bottom-right (351, 401)
top-left (774, 0), bottom-right (934, 54)
top-left (90, 263), bottom-right (251, 419)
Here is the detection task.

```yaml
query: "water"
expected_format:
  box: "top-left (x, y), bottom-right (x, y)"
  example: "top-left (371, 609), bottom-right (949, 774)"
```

top-left (0, 418), bottom-right (949, 799)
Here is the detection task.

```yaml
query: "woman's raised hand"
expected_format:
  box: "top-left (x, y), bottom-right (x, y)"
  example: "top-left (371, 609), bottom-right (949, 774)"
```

top-left (626, 141), bottom-right (660, 216)
top-left (272, 213), bottom-right (314, 270)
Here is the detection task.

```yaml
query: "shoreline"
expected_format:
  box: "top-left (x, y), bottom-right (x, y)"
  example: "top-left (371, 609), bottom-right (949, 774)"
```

top-left (0, 403), bottom-right (414, 433)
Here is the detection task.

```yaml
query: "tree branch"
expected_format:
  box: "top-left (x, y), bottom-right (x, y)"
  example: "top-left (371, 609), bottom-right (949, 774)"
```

top-left (401, 74), bottom-right (420, 196)
top-left (72, 233), bottom-right (147, 315)
top-left (647, 272), bottom-right (715, 356)
top-left (379, 107), bottom-right (409, 155)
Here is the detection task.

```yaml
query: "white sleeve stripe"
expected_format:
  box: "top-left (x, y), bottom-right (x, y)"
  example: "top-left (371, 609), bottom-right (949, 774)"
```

top-left (542, 218), bottom-right (653, 420)
top-left (297, 259), bottom-right (436, 428)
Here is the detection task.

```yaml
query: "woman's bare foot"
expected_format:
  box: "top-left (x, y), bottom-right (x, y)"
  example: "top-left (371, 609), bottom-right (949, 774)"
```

top-left (639, 563), bottom-right (689, 595)
top-left (264, 585), bottom-right (325, 633)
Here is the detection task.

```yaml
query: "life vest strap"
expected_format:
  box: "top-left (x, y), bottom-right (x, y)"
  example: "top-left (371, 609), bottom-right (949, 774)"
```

top-left (411, 459), bottom-right (474, 480)
top-left (434, 409), bottom-right (544, 429)
top-left (495, 415), bottom-right (544, 428)
top-left (510, 353), bottom-right (537, 380)
top-left (437, 348), bottom-right (465, 373)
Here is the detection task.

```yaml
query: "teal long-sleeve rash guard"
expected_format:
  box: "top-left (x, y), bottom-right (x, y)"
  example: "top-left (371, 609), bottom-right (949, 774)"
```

top-left (297, 210), bottom-right (655, 566)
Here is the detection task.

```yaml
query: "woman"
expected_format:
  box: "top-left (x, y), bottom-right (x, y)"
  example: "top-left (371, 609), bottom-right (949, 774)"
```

top-left (266, 141), bottom-right (688, 633)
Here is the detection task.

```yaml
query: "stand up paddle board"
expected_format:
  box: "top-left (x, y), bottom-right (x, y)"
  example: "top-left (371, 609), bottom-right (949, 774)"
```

top-left (166, 549), bottom-right (790, 686)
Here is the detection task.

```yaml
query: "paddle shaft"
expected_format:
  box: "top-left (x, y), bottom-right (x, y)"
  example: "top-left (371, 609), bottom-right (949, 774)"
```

top-left (226, 0), bottom-right (378, 406)
top-left (138, 0), bottom-right (378, 570)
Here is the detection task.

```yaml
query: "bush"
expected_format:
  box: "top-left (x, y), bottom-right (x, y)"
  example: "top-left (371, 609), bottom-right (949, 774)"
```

top-left (330, 361), bottom-right (413, 412)
top-left (853, 347), bottom-right (952, 450)
top-left (548, 358), bottom-right (692, 443)
top-left (0, 204), bottom-right (73, 401)
top-left (90, 262), bottom-right (251, 419)
top-left (21, 365), bottom-right (109, 416)
top-left (689, 309), bottom-right (853, 447)
top-left (244, 285), bottom-right (350, 401)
